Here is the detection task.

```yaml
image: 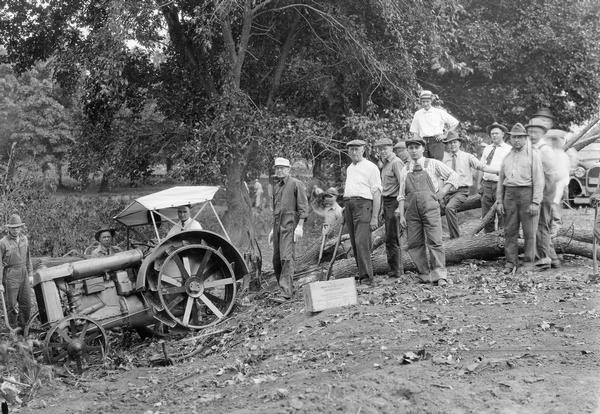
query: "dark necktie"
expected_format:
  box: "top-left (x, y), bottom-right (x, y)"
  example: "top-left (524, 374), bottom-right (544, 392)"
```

top-left (451, 153), bottom-right (457, 171)
top-left (486, 145), bottom-right (497, 165)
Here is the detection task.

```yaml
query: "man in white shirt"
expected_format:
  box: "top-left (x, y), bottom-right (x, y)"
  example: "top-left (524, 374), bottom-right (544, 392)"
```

top-left (442, 131), bottom-right (499, 239)
top-left (410, 90), bottom-right (460, 161)
top-left (166, 205), bottom-right (202, 237)
top-left (343, 139), bottom-right (382, 285)
top-left (479, 122), bottom-right (512, 233)
top-left (395, 138), bottom-right (460, 286)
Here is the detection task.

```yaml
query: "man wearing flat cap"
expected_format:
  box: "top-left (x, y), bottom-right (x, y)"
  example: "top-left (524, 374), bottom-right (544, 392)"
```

top-left (374, 137), bottom-right (405, 277)
top-left (442, 131), bottom-right (499, 239)
top-left (0, 214), bottom-right (33, 331)
top-left (343, 140), bottom-right (382, 285)
top-left (269, 157), bottom-right (308, 298)
top-left (410, 90), bottom-right (460, 161)
top-left (90, 227), bottom-right (123, 257)
top-left (479, 122), bottom-right (512, 233)
top-left (395, 137), bottom-right (459, 286)
top-left (393, 141), bottom-right (410, 163)
top-left (525, 118), bottom-right (560, 269)
top-left (497, 123), bottom-right (544, 274)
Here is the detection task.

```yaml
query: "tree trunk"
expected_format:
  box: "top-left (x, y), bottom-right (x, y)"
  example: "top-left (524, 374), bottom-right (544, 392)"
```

top-left (266, 15), bottom-right (300, 109)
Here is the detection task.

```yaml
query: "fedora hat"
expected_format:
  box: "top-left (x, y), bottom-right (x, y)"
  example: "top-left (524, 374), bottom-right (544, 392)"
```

top-left (524, 118), bottom-right (548, 131)
top-left (508, 123), bottom-right (528, 137)
top-left (442, 130), bottom-right (462, 143)
top-left (532, 107), bottom-right (554, 120)
top-left (486, 122), bottom-right (508, 134)
top-left (95, 227), bottom-right (116, 241)
top-left (273, 157), bottom-right (291, 168)
top-left (6, 214), bottom-right (25, 228)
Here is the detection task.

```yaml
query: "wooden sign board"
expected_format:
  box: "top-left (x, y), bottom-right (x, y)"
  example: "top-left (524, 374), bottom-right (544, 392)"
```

top-left (303, 277), bottom-right (358, 313)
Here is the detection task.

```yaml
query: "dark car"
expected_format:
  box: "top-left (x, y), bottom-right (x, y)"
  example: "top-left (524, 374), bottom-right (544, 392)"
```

top-left (569, 142), bottom-right (600, 204)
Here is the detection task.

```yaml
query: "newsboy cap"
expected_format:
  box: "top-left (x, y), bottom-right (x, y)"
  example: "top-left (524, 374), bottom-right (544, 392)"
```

top-left (405, 138), bottom-right (426, 146)
top-left (346, 139), bottom-right (367, 147)
top-left (374, 138), bottom-right (393, 147)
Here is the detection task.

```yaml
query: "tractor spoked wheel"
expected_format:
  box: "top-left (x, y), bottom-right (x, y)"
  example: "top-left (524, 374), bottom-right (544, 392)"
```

top-left (23, 311), bottom-right (45, 337)
top-left (44, 316), bottom-right (108, 373)
top-left (156, 243), bottom-right (237, 330)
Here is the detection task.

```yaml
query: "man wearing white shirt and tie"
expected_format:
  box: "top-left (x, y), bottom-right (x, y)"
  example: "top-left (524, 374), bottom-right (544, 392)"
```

top-left (166, 204), bottom-right (202, 237)
top-left (479, 122), bottom-right (512, 233)
top-left (410, 90), bottom-right (460, 161)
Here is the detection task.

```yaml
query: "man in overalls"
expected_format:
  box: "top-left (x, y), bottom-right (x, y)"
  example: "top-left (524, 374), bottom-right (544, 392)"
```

top-left (268, 157), bottom-right (309, 299)
top-left (0, 214), bottom-right (33, 331)
top-left (395, 138), bottom-right (459, 286)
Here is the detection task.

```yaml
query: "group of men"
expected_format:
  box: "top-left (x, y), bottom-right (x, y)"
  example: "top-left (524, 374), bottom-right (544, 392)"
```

top-left (268, 90), bottom-right (578, 298)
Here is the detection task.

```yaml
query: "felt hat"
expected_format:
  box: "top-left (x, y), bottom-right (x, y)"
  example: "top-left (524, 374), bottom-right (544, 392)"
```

top-left (405, 138), bottom-right (426, 146)
top-left (486, 122), bottom-right (508, 134)
top-left (419, 90), bottom-right (433, 100)
top-left (346, 139), bottom-right (367, 147)
top-left (525, 118), bottom-right (548, 132)
top-left (544, 129), bottom-right (567, 141)
top-left (374, 138), bottom-right (393, 147)
top-left (532, 107), bottom-right (555, 120)
top-left (6, 214), bottom-right (25, 228)
top-left (95, 228), bottom-right (116, 241)
top-left (273, 157), bottom-right (291, 168)
top-left (394, 141), bottom-right (407, 149)
top-left (508, 123), bottom-right (528, 137)
top-left (325, 187), bottom-right (339, 197)
top-left (442, 130), bottom-right (462, 143)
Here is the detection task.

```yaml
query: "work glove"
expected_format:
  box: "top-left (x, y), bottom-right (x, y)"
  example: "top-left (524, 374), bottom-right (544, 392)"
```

top-left (293, 226), bottom-right (303, 242)
top-left (268, 229), bottom-right (273, 246)
top-left (528, 203), bottom-right (540, 216)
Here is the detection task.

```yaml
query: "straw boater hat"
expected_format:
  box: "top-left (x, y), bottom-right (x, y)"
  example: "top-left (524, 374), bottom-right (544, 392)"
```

top-left (6, 214), bottom-right (25, 228)
top-left (95, 227), bottom-right (116, 241)
top-left (419, 90), bottom-right (433, 100)
top-left (486, 122), bottom-right (508, 134)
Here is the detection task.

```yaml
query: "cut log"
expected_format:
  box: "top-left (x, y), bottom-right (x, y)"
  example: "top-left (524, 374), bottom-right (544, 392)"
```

top-left (564, 116), bottom-right (600, 150)
top-left (295, 233), bottom-right (598, 287)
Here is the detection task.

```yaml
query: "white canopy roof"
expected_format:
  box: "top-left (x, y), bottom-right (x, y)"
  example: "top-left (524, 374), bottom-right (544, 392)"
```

top-left (114, 186), bottom-right (220, 227)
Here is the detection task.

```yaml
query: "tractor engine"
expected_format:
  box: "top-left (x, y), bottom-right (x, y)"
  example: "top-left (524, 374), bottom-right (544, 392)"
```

top-left (33, 250), bottom-right (153, 330)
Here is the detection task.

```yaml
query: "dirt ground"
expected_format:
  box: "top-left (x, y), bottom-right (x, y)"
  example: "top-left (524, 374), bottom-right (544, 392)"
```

top-left (10, 208), bottom-right (600, 413)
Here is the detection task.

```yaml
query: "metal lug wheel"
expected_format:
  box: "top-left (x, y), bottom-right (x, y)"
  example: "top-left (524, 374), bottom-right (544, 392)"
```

top-left (44, 315), bottom-right (108, 373)
top-left (23, 311), bottom-right (45, 337)
top-left (156, 243), bottom-right (237, 329)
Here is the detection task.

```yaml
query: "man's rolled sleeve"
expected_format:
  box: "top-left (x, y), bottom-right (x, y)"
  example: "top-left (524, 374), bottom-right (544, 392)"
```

top-left (435, 160), bottom-right (459, 190)
top-left (442, 111), bottom-right (459, 130)
top-left (397, 168), bottom-right (408, 202)
top-left (369, 165), bottom-right (383, 196)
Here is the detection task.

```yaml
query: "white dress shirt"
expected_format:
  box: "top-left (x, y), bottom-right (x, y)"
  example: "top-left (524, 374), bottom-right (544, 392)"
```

top-left (343, 159), bottom-right (382, 200)
top-left (410, 107), bottom-right (459, 137)
top-left (167, 217), bottom-right (203, 237)
top-left (479, 142), bottom-right (511, 182)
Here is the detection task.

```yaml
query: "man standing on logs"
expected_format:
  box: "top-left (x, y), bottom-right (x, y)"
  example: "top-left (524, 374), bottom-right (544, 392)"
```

top-left (343, 140), bottom-right (382, 285)
top-left (497, 123), bottom-right (544, 274)
top-left (375, 137), bottom-right (405, 278)
top-left (525, 118), bottom-right (560, 269)
top-left (479, 122), bottom-right (512, 233)
top-left (395, 138), bottom-right (459, 286)
top-left (410, 90), bottom-right (459, 161)
top-left (268, 157), bottom-right (309, 299)
top-left (442, 131), bottom-right (500, 239)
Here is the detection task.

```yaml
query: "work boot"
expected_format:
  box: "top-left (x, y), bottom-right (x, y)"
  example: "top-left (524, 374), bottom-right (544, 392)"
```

top-left (503, 263), bottom-right (516, 274)
top-left (551, 259), bottom-right (561, 269)
top-left (534, 258), bottom-right (551, 270)
top-left (387, 270), bottom-right (404, 278)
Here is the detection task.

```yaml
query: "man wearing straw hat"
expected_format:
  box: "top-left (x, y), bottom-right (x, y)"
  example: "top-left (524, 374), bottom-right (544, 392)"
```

top-left (496, 123), bottom-right (544, 274)
top-left (268, 157), bottom-right (309, 299)
top-left (0, 214), bottom-right (34, 331)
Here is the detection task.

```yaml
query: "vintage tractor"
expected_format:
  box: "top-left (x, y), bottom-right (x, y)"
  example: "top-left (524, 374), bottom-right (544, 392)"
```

top-left (28, 186), bottom-right (249, 371)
